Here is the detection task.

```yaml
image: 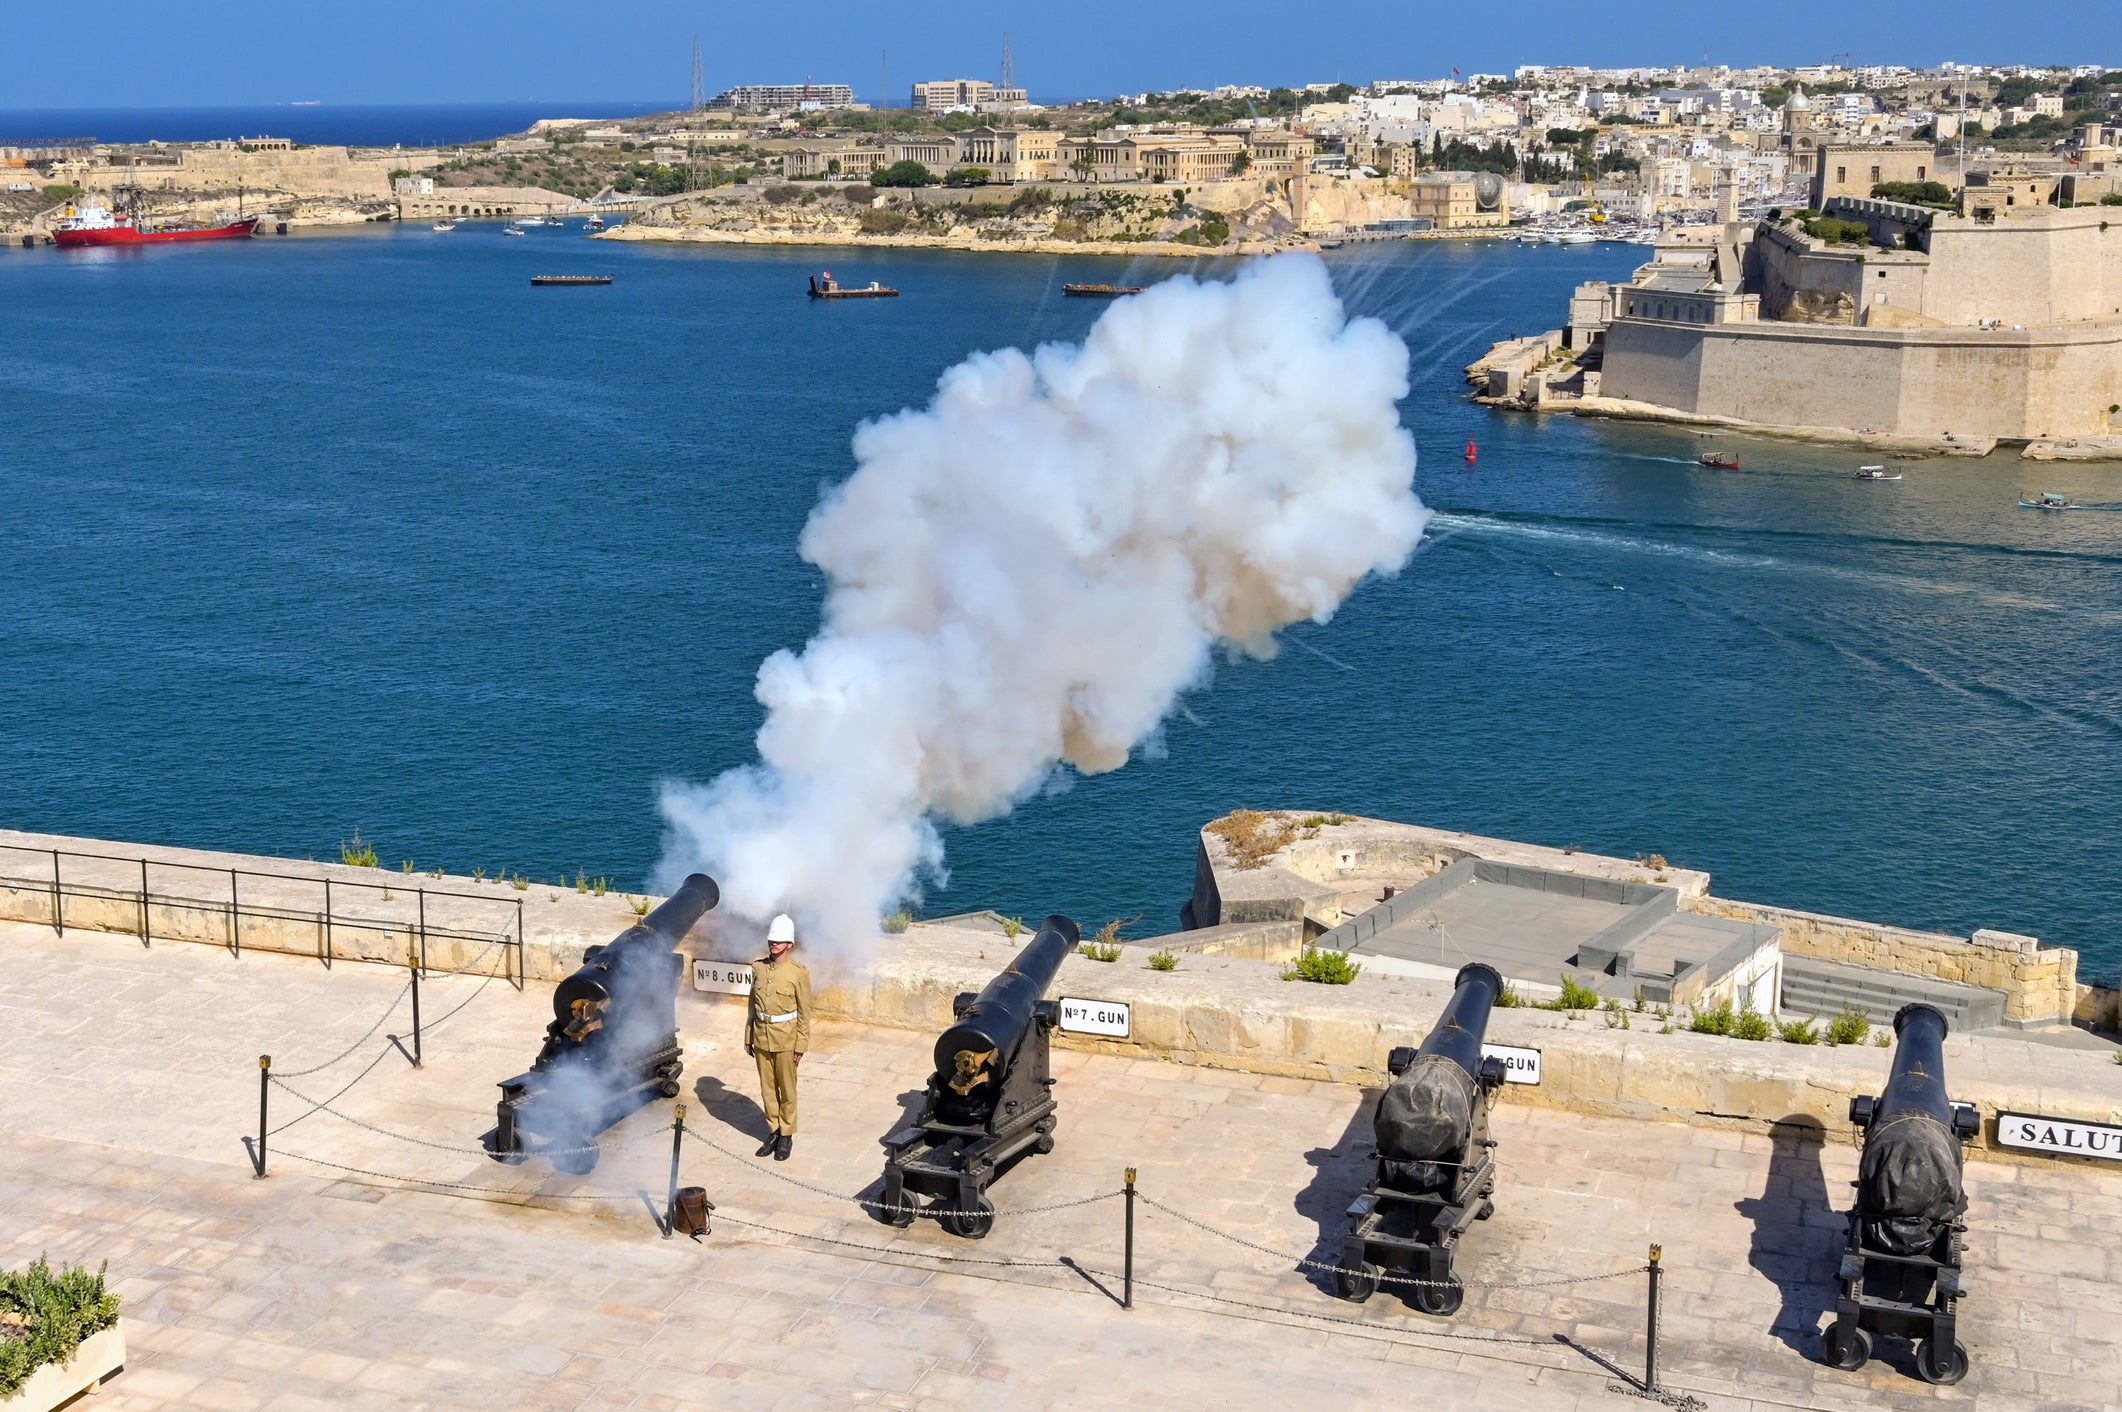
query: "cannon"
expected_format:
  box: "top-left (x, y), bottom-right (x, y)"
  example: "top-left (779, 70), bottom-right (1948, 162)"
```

top-left (1824, 1002), bottom-right (1979, 1385)
top-left (875, 914), bottom-right (1076, 1238)
top-left (1335, 962), bottom-right (1507, 1315)
top-left (481, 872), bottom-right (718, 1175)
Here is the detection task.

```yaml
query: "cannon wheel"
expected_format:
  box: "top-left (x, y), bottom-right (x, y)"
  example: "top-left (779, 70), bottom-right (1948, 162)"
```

top-left (1033, 1119), bottom-right (1056, 1156)
top-left (872, 1189), bottom-right (916, 1228)
top-left (940, 1195), bottom-right (995, 1241)
top-left (1822, 1321), bottom-right (1871, 1372)
top-left (656, 1060), bottom-right (684, 1099)
top-left (1413, 1276), bottom-right (1465, 1317)
top-left (1333, 1257), bottom-right (1381, 1303)
top-left (1915, 1337), bottom-right (1968, 1386)
top-left (550, 1143), bottom-right (600, 1177)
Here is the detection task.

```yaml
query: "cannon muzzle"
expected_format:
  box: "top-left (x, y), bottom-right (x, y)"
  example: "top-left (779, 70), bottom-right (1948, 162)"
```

top-left (1375, 963), bottom-right (1505, 1192)
top-left (931, 915), bottom-right (1076, 1125)
top-left (1850, 1004), bottom-right (1976, 1257)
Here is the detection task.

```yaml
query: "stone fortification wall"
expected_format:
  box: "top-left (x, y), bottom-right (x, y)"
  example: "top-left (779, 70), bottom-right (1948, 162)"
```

top-left (1686, 897), bottom-right (2078, 1026)
top-left (1601, 315), bottom-right (2122, 439)
top-left (1922, 206), bottom-right (2122, 327)
top-left (70, 146), bottom-right (436, 202)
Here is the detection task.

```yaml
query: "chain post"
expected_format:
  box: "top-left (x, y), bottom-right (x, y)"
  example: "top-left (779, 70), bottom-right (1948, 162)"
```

top-left (1123, 1167), bottom-right (1137, 1310)
top-left (230, 868), bottom-right (240, 956)
top-left (1646, 1242), bottom-right (1662, 1392)
top-left (664, 1104), bottom-right (687, 1239)
top-left (409, 944), bottom-right (424, 1067)
top-left (139, 858), bottom-right (150, 946)
top-left (51, 849), bottom-right (63, 935)
top-left (255, 1055), bottom-right (272, 1177)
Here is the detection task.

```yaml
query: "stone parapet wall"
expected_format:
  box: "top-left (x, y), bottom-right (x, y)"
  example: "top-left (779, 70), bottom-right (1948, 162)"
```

top-left (809, 928), bottom-right (2121, 1162)
top-left (1686, 896), bottom-right (2076, 1025)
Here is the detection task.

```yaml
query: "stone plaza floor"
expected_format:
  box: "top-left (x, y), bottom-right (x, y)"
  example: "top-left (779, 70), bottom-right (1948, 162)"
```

top-left (1, 923), bottom-right (2118, 1410)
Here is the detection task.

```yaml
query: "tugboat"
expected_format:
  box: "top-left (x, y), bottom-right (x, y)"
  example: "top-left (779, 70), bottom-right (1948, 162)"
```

top-left (52, 197), bottom-right (258, 248)
top-left (1063, 283), bottom-right (1145, 297)
top-left (1853, 465), bottom-right (1902, 481)
top-left (808, 270), bottom-right (899, 299)
top-left (1698, 452), bottom-right (1741, 469)
top-left (2018, 492), bottom-right (2078, 510)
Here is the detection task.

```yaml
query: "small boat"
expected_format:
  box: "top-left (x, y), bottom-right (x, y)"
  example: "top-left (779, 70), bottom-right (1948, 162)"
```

top-left (584, 215), bottom-right (606, 231)
top-left (1063, 283), bottom-right (1145, 297)
top-left (432, 219), bottom-right (458, 232)
top-left (808, 271), bottom-right (898, 299)
top-left (1853, 466), bottom-right (1902, 481)
top-left (1699, 453), bottom-right (1740, 469)
top-left (530, 274), bottom-right (614, 286)
top-left (2019, 493), bottom-right (2078, 510)
top-left (1555, 231), bottom-right (1596, 245)
top-left (1464, 437), bottom-right (1477, 464)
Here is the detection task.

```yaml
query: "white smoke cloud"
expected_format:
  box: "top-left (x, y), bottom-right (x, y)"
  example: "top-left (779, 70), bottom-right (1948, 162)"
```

top-left (658, 254), bottom-right (1426, 953)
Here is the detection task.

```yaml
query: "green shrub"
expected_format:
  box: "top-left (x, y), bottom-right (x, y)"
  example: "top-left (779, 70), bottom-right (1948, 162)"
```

top-left (1689, 999), bottom-right (1735, 1036)
top-left (338, 830), bottom-right (379, 868)
top-left (1080, 942), bottom-right (1123, 962)
top-left (1148, 949), bottom-right (1179, 972)
top-left (1283, 947), bottom-right (1361, 984)
top-left (1546, 974), bottom-right (1601, 1011)
top-left (857, 207), bottom-right (912, 235)
top-left (628, 895), bottom-right (652, 916)
top-left (1777, 1015), bottom-right (1822, 1045)
top-left (1494, 982), bottom-right (1522, 1008)
top-left (1870, 179), bottom-right (1954, 207)
top-left (870, 159), bottom-right (937, 188)
top-left (1874, 1031), bottom-right (1891, 1047)
top-left (1000, 915), bottom-right (1025, 939)
top-left (0, 1258), bottom-right (121, 1398)
top-left (1732, 1007), bottom-right (1773, 1042)
top-left (882, 909), bottom-right (913, 934)
top-left (1825, 1004), bottom-right (1871, 1047)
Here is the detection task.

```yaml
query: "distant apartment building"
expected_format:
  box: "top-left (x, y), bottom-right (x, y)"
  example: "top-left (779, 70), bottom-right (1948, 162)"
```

top-left (911, 79), bottom-right (1028, 111)
top-left (782, 146), bottom-right (888, 179)
top-left (955, 127), bottom-right (1060, 181)
top-left (1407, 171), bottom-right (1509, 228)
top-left (711, 83), bottom-right (857, 110)
top-left (1057, 126), bottom-right (1313, 183)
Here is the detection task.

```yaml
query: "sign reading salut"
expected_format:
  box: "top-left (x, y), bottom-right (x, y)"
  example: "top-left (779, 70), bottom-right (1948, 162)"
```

top-left (1994, 1111), bottom-right (2122, 1162)
top-left (1058, 997), bottom-right (1131, 1039)
top-left (1481, 1043), bottom-right (1542, 1085)
top-left (692, 959), bottom-right (754, 996)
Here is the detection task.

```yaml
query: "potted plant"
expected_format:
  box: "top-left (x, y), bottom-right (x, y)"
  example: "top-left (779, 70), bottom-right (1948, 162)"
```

top-left (0, 1259), bottom-right (124, 1411)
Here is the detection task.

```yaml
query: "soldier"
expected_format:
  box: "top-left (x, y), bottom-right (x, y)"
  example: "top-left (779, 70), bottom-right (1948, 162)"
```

top-left (747, 912), bottom-right (812, 1161)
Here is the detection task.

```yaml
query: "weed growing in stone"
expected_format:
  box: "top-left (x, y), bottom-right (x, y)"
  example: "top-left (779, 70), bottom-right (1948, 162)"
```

top-left (1148, 949), bottom-right (1179, 972)
top-left (1283, 947), bottom-right (1361, 984)
top-left (1205, 809), bottom-right (1298, 868)
top-left (1777, 1015), bottom-right (1822, 1045)
top-left (1080, 942), bottom-right (1123, 962)
top-left (1732, 1007), bottom-right (1773, 1042)
top-left (1874, 1032), bottom-right (1892, 1047)
top-left (401, 860), bottom-right (415, 874)
top-left (882, 909), bottom-right (913, 934)
top-left (629, 896), bottom-right (652, 916)
top-left (1825, 1005), bottom-right (1871, 1047)
top-left (339, 831), bottom-right (380, 868)
top-left (1689, 1000), bottom-right (1736, 1036)
top-left (1495, 982), bottom-right (1522, 1008)
top-left (1000, 916), bottom-right (1025, 939)
top-left (1546, 975), bottom-right (1601, 1011)
top-left (470, 866), bottom-right (487, 883)
top-left (509, 872), bottom-right (529, 891)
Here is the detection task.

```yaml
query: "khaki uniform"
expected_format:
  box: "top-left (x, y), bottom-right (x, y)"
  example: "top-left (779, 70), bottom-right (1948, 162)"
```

top-left (748, 954), bottom-right (813, 1136)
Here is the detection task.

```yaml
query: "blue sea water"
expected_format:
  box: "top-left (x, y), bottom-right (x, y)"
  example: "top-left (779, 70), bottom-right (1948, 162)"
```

top-left (1, 226), bottom-right (2118, 975)
top-left (0, 102), bottom-right (681, 149)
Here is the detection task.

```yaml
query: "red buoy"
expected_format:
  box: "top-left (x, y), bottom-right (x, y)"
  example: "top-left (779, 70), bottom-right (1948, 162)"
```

top-left (1464, 437), bottom-right (1478, 463)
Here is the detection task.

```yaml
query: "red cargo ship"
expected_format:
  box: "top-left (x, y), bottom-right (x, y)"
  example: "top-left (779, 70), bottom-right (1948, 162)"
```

top-left (51, 200), bottom-right (258, 248)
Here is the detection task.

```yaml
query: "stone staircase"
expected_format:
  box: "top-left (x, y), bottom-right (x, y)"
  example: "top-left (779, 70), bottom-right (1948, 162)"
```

top-left (1780, 955), bottom-right (2009, 1031)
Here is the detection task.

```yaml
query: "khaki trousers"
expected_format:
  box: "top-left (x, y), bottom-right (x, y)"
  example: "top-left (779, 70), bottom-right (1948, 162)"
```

top-left (755, 1048), bottom-right (799, 1135)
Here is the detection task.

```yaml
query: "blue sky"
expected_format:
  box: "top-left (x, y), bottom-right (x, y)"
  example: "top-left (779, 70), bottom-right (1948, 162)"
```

top-left (9, 1), bottom-right (2111, 108)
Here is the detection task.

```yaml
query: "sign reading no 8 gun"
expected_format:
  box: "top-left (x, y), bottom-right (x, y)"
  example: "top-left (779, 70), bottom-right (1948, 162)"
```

top-left (692, 960), bottom-right (754, 996)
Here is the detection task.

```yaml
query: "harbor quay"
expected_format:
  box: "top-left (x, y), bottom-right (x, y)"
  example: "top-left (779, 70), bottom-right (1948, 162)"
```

top-left (2, 822), bottom-right (2119, 1409)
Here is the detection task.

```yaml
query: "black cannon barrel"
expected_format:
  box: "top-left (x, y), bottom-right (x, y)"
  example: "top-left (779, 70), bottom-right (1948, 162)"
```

top-left (933, 915), bottom-right (1077, 1081)
top-left (1374, 963), bottom-right (1505, 1183)
top-left (549, 872), bottom-right (719, 1028)
top-left (1416, 963), bottom-right (1504, 1076)
top-left (641, 873), bottom-right (720, 946)
top-left (1877, 1003), bottom-right (1953, 1126)
top-left (1857, 1003), bottom-right (1967, 1257)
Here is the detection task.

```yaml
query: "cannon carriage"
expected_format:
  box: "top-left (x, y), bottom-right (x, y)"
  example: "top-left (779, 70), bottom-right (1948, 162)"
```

top-left (1336, 962), bottom-right (1507, 1315)
top-left (481, 873), bottom-right (718, 1175)
top-left (875, 915), bottom-right (1076, 1238)
top-left (1823, 1002), bottom-right (1979, 1385)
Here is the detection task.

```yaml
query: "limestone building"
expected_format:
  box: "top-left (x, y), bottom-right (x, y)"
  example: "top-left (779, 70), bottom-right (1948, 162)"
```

top-left (1809, 143), bottom-right (1940, 208)
top-left (1577, 189), bottom-right (2122, 440)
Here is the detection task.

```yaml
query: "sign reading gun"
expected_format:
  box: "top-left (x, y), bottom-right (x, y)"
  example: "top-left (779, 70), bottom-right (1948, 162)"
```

top-left (1059, 997), bottom-right (1130, 1038)
top-left (693, 960), bottom-right (754, 996)
top-left (1995, 1112), bottom-right (2122, 1161)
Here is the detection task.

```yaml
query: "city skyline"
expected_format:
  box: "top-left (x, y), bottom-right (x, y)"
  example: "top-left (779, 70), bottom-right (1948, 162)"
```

top-left (11, 0), bottom-right (2113, 110)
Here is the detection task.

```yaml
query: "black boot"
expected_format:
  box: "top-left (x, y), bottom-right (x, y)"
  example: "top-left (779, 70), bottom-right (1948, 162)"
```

top-left (774, 1134), bottom-right (793, 1162)
top-left (755, 1134), bottom-right (778, 1158)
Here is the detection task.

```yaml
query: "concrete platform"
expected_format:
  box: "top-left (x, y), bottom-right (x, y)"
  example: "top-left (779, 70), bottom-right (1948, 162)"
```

top-left (3, 924), bottom-right (2121, 1410)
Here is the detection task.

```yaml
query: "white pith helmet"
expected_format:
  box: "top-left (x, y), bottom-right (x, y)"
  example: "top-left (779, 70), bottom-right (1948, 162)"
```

top-left (767, 913), bottom-right (797, 945)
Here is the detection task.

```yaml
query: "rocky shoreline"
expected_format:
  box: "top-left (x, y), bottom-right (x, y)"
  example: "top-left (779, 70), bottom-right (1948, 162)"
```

top-left (594, 221), bottom-right (1300, 259)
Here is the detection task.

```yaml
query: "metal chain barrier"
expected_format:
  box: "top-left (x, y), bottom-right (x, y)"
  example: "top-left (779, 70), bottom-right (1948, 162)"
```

top-left (1137, 1192), bottom-right (1649, 1294)
top-left (713, 1212), bottom-right (1084, 1271)
top-left (266, 1074), bottom-right (671, 1161)
top-left (275, 1149), bottom-right (650, 1203)
top-left (268, 1045), bottom-right (398, 1136)
top-left (270, 937), bottom-right (505, 1079)
top-left (682, 1121), bottom-right (1123, 1220)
